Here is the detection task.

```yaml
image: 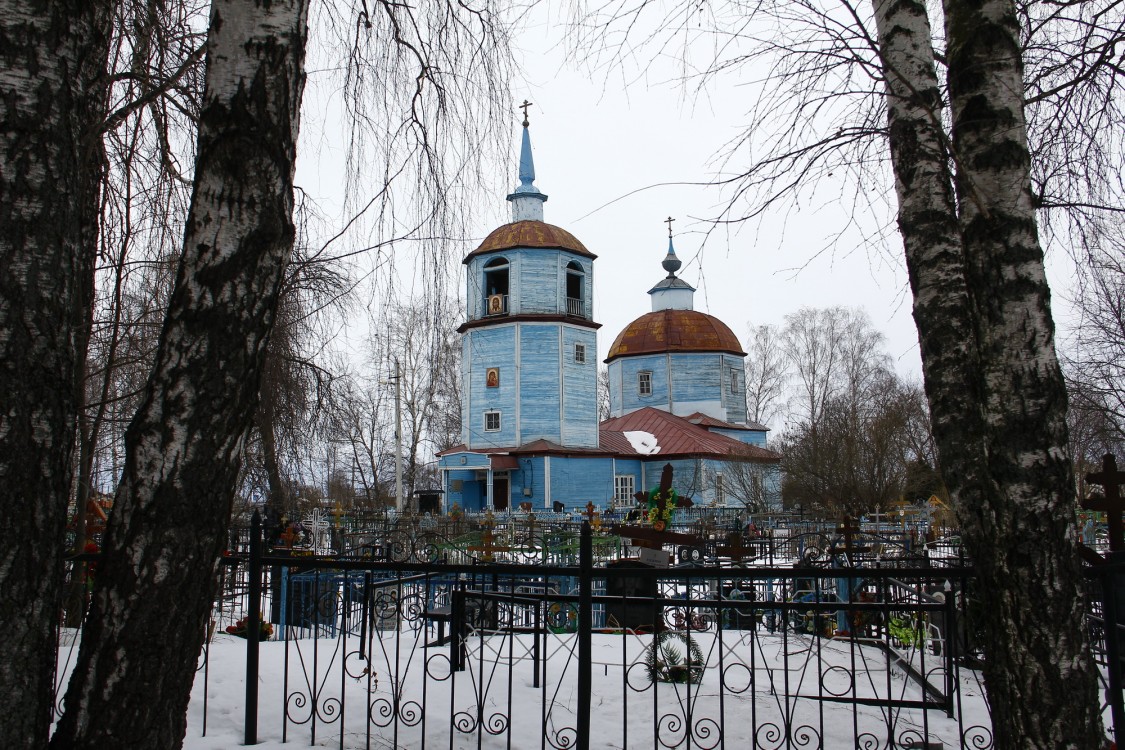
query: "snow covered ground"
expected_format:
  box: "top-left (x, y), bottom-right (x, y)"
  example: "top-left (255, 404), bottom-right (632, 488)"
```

top-left (138, 626), bottom-right (994, 749)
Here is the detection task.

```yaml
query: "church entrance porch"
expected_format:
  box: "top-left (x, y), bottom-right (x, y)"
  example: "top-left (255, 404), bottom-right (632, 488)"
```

top-left (491, 474), bottom-right (510, 511)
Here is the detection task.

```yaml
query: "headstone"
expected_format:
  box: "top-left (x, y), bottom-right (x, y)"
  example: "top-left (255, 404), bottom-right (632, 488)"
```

top-left (604, 559), bottom-right (660, 631)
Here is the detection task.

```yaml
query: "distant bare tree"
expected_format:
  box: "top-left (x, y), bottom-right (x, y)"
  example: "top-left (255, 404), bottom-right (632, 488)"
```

top-left (597, 365), bottom-right (612, 422)
top-left (742, 323), bottom-right (787, 428)
top-left (781, 306), bottom-right (887, 426)
top-left (779, 370), bottom-right (920, 518)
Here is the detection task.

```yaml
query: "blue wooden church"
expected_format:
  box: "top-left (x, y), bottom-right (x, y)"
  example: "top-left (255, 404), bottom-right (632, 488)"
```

top-left (437, 117), bottom-right (781, 513)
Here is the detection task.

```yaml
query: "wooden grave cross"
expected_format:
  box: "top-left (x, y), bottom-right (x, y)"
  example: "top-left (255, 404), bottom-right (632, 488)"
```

top-left (1086, 454), bottom-right (1125, 553)
top-left (716, 532), bottom-right (756, 563)
top-left (835, 515), bottom-right (871, 556)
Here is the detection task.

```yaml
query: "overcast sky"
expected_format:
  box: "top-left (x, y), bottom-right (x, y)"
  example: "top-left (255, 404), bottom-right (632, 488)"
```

top-left (295, 4), bottom-right (1083, 393)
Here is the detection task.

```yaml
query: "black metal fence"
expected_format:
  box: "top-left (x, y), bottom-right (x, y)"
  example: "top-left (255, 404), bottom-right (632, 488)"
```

top-left (55, 514), bottom-right (1124, 749)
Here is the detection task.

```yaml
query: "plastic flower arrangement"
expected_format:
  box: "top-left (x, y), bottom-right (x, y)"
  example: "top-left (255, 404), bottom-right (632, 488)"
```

top-left (226, 614), bottom-right (273, 641)
top-left (646, 487), bottom-right (677, 531)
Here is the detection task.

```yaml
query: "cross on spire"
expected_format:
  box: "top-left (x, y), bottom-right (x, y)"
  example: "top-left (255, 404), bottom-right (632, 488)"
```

top-left (519, 99), bottom-right (533, 127)
top-left (665, 216), bottom-right (675, 238)
top-left (1086, 453), bottom-right (1125, 552)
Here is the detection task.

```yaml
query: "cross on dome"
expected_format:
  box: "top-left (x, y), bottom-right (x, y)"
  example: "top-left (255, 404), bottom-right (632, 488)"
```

top-left (662, 217), bottom-right (681, 277)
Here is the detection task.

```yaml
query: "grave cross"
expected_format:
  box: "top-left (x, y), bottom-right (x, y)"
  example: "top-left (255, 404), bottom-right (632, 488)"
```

top-left (1085, 454), bottom-right (1125, 552)
top-left (834, 515), bottom-right (871, 556)
top-left (302, 508), bottom-right (331, 552)
top-left (716, 532), bottom-right (756, 563)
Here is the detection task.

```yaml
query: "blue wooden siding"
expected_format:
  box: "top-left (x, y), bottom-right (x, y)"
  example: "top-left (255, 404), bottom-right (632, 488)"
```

top-left (467, 249), bottom-right (593, 319)
top-left (516, 249), bottom-right (557, 314)
top-left (561, 326), bottom-right (599, 447)
top-left (669, 353), bottom-right (720, 415)
top-left (612, 352), bottom-right (749, 423)
top-left (443, 469), bottom-right (486, 512)
top-left (616, 354), bottom-right (670, 414)
top-left (465, 325), bottom-right (517, 448)
top-left (519, 324), bottom-right (562, 443)
top-left (510, 456), bottom-right (548, 508)
top-left (607, 360), bottom-right (623, 416)
top-left (720, 354), bottom-right (749, 424)
top-left (549, 456), bottom-right (616, 509)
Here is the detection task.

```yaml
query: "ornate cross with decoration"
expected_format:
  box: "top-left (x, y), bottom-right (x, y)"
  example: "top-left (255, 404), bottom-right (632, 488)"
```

top-left (302, 508), bottom-right (331, 553)
top-left (1085, 453), bottom-right (1125, 554)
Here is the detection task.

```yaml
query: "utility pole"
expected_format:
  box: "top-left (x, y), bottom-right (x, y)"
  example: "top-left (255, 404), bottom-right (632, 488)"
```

top-left (394, 358), bottom-right (404, 514)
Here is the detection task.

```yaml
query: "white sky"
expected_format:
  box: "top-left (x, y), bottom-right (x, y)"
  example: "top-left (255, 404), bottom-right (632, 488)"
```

top-left (296, 4), bottom-right (1083, 401)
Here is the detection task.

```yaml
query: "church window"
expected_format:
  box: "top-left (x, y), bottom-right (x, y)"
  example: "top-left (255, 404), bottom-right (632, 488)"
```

top-left (574, 343), bottom-right (586, 363)
top-left (715, 473), bottom-right (725, 504)
top-left (483, 258), bottom-right (510, 316)
top-left (638, 371), bottom-right (652, 396)
top-left (565, 261), bottom-right (585, 317)
top-left (484, 410), bottom-right (501, 432)
top-left (614, 475), bottom-right (635, 502)
top-left (730, 370), bottom-right (739, 394)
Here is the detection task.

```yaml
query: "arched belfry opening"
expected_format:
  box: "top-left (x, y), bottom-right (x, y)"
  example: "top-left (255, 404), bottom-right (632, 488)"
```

top-left (484, 257), bottom-right (510, 316)
top-left (565, 260), bottom-right (585, 317)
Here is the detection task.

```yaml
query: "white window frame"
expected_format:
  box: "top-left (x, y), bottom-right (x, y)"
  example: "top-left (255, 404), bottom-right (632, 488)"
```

top-left (638, 370), bottom-right (652, 396)
top-left (614, 475), bottom-right (635, 502)
top-left (484, 410), bottom-right (501, 432)
top-left (715, 473), bottom-right (725, 504)
top-left (575, 342), bottom-right (586, 364)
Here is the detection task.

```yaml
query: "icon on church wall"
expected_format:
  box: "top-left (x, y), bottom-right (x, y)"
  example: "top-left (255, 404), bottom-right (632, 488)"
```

top-left (486, 368), bottom-right (500, 388)
top-left (488, 294), bottom-right (504, 315)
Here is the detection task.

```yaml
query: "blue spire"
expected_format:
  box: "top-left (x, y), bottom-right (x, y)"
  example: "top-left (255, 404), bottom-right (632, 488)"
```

top-left (507, 100), bottom-right (547, 221)
top-left (514, 125), bottom-right (538, 193)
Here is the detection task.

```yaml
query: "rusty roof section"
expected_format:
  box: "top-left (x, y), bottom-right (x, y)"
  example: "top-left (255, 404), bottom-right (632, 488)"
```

top-left (464, 221), bottom-right (596, 263)
top-left (604, 309), bottom-right (746, 362)
top-left (600, 407), bottom-right (781, 461)
top-left (686, 412), bottom-right (771, 432)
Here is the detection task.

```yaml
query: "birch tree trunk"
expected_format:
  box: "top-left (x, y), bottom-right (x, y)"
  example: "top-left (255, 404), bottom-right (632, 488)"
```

top-left (873, 0), bottom-right (1102, 745)
top-left (0, 2), bottom-right (111, 747)
top-left (51, 1), bottom-right (310, 746)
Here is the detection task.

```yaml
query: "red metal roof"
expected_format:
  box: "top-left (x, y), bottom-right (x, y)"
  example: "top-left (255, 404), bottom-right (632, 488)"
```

top-left (600, 407), bottom-right (781, 461)
top-left (464, 221), bottom-right (595, 262)
top-left (605, 309), bottom-right (746, 362)
top-left (686, 412), bottom-right (770, 432)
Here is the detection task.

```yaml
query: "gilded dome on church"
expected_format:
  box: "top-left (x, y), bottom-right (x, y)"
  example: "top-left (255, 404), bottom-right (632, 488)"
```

top-left (605, 309), bottom-right (746, 363)
top-left (464, 220), bottom-right (596, 262)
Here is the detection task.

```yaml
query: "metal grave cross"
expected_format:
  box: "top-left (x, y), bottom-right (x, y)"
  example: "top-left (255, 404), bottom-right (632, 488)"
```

top-left (302, 508), bottom-right (331, 553)
top-left (1085, 454), bottom-right (1125, 552)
